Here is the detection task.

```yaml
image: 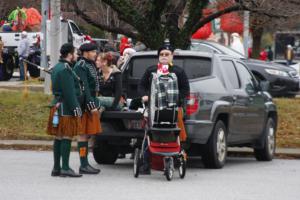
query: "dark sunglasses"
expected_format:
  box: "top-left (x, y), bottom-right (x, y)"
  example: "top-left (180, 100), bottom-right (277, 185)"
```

top-left (159, 52), bottom-right (171, 57)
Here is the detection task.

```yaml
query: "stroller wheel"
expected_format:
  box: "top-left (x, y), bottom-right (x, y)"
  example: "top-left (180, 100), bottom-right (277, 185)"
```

top-left (165, 157), bottom-right (174, 181)
top-left (133, 148), bottom-right (141, 178)
top-left (178, 157), bottom-right (186, 179)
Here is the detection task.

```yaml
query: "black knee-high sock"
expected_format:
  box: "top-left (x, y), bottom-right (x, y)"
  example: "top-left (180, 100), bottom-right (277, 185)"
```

top-left (61, 139), bottom-right (72, 170)
top-left (53, 139), bottom-right (61, 170)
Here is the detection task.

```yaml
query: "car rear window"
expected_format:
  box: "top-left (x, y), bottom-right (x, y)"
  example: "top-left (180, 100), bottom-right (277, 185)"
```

top-left (130, 56), bottom-right (212, 79)
top-left (131, 56), bottom-right (157, 78)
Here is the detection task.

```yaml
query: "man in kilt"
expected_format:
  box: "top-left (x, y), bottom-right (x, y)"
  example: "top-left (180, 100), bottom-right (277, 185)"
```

top-left (47, 43), bottom-right (82, 177)
top-left (74, 43), bottom-right (102, 174)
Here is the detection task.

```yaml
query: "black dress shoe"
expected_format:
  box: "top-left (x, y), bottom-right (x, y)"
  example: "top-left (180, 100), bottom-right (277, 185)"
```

top-left (79, 165), bottom-right (100, 174)
top-left (51, 169), bottom-right (60, 177)
top-left (87, 164), bottom-right (101, 173)
top-left (60, 168), bottom-right (82, 177)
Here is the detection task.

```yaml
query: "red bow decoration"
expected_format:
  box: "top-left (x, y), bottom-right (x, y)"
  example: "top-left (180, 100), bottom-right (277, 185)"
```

top-left (157, 63), bottom-right (169, 75)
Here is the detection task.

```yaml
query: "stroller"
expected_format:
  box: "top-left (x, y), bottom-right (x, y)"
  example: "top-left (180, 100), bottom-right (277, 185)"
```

top-left (133, 72), bottom-right (186, 181)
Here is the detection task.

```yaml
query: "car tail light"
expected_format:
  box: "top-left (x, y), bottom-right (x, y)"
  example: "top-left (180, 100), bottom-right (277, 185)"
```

top-left (186, 93), bottom-right (199, 116)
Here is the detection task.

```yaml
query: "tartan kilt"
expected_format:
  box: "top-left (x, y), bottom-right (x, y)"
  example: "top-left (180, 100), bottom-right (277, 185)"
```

top-left (47, 107), bottom-right (82, 137)
top-left (81, 111), bottom-right (102, 135)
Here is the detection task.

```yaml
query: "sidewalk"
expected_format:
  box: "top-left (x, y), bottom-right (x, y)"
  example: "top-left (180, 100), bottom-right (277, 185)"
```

top-left (0, 139), bottom-right (299, 158)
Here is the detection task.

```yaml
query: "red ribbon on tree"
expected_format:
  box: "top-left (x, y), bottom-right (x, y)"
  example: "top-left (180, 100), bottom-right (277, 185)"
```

top-left (191, 22), bottom-right (212, 39)
top-left (191, 8), bottom-right (213, 40)
top-left (220, 12), bottom-right (243, 34)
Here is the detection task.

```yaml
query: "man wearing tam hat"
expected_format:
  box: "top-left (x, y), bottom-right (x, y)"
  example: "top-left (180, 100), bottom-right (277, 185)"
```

top-left (73, 43), bottom-right (102, 175)
top-left (138, 43), bottom-right (190, 174)
top-left (47, 43), bottom-right (82, 177)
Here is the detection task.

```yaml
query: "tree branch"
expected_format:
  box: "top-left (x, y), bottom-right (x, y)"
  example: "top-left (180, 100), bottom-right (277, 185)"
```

top-left (250, 9), bottom-right (289, 19)
top-left (193, 4), bottom-right (246, 33)
top-left (101, 0), bottom-right (145, 30)
top-left (73, 1), bottom-right (138, 39)
top-left (181, 0), bottom-right (209, 35)
top-left (146, 0), bottom-right (169, 21)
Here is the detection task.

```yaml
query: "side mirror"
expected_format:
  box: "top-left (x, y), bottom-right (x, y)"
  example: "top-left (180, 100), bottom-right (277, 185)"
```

top-left (259, 81), bottom-right (270, 92)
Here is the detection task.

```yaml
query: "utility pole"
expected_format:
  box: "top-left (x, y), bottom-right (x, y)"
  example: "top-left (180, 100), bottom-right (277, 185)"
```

top-left (41, 0), bottom-right (49, 92)
top-left (45, 0), bottom-right (61, 94)
top-left (243, 11), bottom-right (250, 59)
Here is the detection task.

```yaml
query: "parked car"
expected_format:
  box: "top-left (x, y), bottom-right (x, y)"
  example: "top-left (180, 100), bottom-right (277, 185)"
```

top-left (273, 60), bottom-right (300, 88)
top-left (189, 40), bottom-right (299, 97)
top-left (0, 19), bottom-right (85, 81)
top-left (93, 50), bottom-right (277, 169)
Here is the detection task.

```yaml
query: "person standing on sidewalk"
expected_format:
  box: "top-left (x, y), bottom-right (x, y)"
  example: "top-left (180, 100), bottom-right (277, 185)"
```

top-left (0, 36), bottom-right (4, 64)
top-left (267, 46), bottom-right (273, 61)
top-left (17, 31), bottom-right (30, 81)
top-left (285, 44), bottom-right (294, 66)
top-left (74, 43), bottom-right (102, 175)
top-left (47, 43), bottom-right (82, 178)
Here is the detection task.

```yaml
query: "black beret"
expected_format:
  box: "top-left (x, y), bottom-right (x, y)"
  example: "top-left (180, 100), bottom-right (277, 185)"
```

top-left (60, 43), bottom-right (75, 56)
top-left (157, 44), bottom-right (174, 56)
top-left (79, 43), bottom-right (97, 52)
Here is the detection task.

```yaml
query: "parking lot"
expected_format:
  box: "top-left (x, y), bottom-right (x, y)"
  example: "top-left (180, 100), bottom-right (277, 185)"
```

top-left (1, 150), bottom-right (300, 200)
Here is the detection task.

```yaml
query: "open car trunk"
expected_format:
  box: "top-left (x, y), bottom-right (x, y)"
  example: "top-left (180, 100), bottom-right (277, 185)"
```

top-left (100, 110), bottom-right (145, 138)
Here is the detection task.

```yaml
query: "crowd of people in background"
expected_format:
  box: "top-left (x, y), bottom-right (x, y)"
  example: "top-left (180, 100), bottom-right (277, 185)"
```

top-left (1, 26), bottom-right (298, 82)
top-left (98, 36), bottom-right (146, 69)
top-left (228, 32), bottom-right (297, 65)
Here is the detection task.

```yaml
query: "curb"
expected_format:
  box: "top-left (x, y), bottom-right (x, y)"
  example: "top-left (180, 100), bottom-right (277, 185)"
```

top-left (228, 148), bottom-right (300, 159)
top-left (0, 84), bottom-right (44, 92)
top-left (0, 140), bottom-right (77, 151)
top-left (0, 140), bottom-right (299, 159)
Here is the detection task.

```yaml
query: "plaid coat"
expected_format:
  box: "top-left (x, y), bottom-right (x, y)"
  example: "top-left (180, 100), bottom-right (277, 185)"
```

top-left (151, 72), bottom-right (179, 110)
top-left (139, 65), bottom-right (190, 107)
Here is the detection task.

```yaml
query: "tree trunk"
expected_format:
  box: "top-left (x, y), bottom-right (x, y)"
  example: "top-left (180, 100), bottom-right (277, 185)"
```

top-left (252, 27), bottom-right (264, 59)
top-left (139, 30), bottom-right (165, 50)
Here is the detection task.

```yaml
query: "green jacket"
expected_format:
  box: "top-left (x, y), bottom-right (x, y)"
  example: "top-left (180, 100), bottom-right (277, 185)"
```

top-left (50, 59), bottom-right (83, 116)
top-left (73, 57), bottom-right (100, 111)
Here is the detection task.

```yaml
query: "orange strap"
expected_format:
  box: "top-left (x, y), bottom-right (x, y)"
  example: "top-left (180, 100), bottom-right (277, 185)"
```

top-left (177, 108), bottom-right (187, 142)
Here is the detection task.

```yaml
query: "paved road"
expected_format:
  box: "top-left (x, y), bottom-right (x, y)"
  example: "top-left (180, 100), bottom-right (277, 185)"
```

top-left (0, 150), bottom-right (300, 200)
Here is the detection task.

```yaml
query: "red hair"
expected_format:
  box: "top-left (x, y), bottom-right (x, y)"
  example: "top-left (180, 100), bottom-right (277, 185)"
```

top-left (98, 52), bottom-right (114, 66)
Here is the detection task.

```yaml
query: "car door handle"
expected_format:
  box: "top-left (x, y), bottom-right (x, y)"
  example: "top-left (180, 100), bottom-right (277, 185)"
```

top-left (249, 97), bottom-right (254, 102)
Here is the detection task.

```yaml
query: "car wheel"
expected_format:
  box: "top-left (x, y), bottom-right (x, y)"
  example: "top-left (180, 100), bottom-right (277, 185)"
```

top-left (202, 120), bottom-right (227, 169)
top-left (1, 53), bottom-right (15, 81)
top-left (92, 140), bottom-right (118, 164)
top-left (254, 118), bottom-right (276, 161)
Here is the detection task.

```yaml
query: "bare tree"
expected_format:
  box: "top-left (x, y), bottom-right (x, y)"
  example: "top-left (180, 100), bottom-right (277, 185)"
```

top-left (69, 0), bottom-right (300, 49)
top-left (247, 0), bottom-right (300, 58)
top-left (3, 0), bottom-right (297, 51)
